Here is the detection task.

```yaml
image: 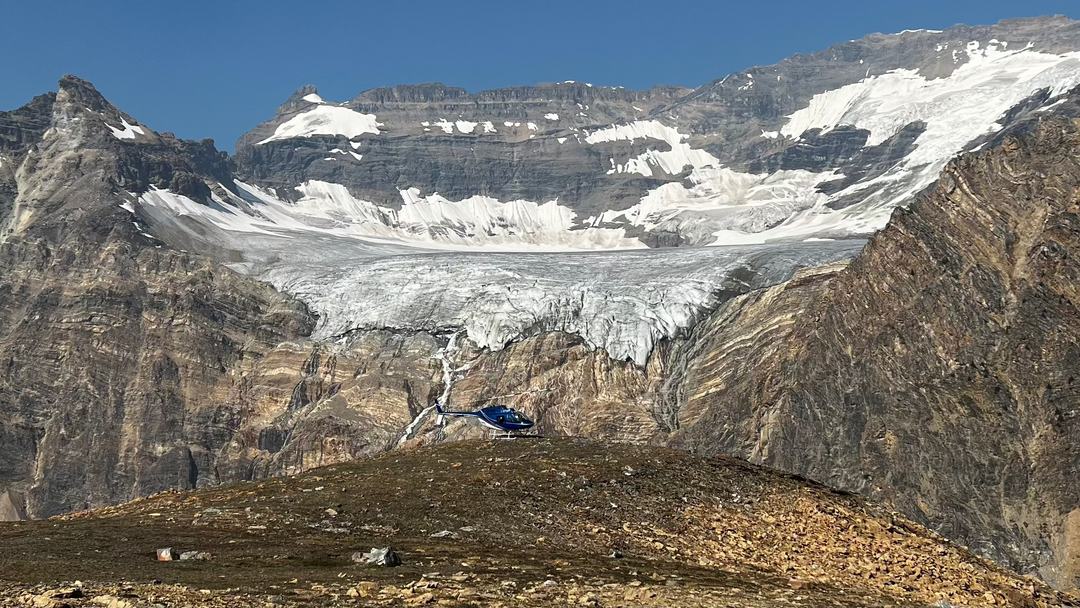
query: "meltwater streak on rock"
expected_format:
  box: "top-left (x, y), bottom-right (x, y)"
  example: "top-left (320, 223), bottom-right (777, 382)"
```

top-left (396, 330), bottom-right (460, 445)
top-left (249, 240), bottom-right (864, 366)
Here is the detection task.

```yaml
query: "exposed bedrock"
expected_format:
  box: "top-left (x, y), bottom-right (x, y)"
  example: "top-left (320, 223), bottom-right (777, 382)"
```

top-left (0, 77), bottom-right (444, 518)
top-left (669, 114), bottom-right (1080, 589)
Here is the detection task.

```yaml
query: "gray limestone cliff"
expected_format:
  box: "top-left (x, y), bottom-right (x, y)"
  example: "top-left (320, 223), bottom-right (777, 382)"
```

top-left (229, 16), bottom-right (1080, 246)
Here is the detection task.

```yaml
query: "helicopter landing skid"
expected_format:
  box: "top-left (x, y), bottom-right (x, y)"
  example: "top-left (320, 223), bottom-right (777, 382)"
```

top-left (490, 430), bottom-right (543, 440)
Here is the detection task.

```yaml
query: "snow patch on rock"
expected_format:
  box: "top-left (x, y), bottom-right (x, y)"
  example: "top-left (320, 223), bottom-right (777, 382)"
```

top-left (258, 106), bottom-right (382, 144)
top-left (603, 166), bottom-right (843, 244)
top-left (587, 120), bottom-right (720, 177)
top-left (585, 120), bottom-right (686, 147)
top-left (106, 117), bottom-right (145, 140)
top-left (781, 43), bottom-right (1080, 155)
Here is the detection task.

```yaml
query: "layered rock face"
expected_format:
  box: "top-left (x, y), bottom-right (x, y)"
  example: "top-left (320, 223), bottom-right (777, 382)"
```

top-left (669, 108), bottom-right (1080, 589)
top-left (234, 82), bottom-right (688, 217)
top-left (0, 78), bottom-right (449, 518)
top-left (443, 332), bottom-right (666, 443)
top-left (224, 16), bottom-right (1080, 249)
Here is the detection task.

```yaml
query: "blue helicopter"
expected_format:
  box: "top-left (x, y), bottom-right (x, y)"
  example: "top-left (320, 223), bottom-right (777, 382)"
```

top-left (435, 401), bottom-right (535, 438)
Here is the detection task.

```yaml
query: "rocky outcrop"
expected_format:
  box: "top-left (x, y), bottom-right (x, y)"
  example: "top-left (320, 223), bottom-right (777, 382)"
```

top-left (443, 332), bottom-right (664, 442)
top-left (0, 489), bottom-right (26, 521)
top-left (669, 108), bottom-right (1080, 589)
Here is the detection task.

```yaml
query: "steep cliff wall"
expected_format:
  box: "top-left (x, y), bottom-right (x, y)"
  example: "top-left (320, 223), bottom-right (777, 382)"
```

top-left (671, 110), bottom-right (1080, 589)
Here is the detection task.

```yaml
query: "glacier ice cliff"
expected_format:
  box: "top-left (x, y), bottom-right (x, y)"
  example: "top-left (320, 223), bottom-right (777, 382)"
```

top-left (241, 241), bottom-right (863, 366)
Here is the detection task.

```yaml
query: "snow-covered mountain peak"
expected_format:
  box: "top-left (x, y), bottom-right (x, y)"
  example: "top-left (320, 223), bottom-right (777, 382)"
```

top-left (780, 41), bottom-right (1080, 149)
top-left (229, 17), bottom-right (1080, 252)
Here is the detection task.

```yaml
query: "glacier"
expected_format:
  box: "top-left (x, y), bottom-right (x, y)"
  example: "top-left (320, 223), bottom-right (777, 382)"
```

top-left (138, 185), bottom-right (862, 366)
top-left (144, 181), bottom-right (645, 251)
top-left (239, 241), bottom-right (863, 366)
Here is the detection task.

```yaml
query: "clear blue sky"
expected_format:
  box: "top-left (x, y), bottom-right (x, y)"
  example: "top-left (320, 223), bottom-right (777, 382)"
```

top-left (1, 0), bottom-right (1074, 152)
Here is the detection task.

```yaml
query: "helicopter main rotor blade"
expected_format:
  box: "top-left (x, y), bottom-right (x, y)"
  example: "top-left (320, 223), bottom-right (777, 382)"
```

top-left (471, 388), bottom-right (553, 404)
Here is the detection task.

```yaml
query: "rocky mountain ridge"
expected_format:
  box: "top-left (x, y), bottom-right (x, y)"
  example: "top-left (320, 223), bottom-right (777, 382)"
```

top-left (3, 439), bottom-right (1075, 608)
top-left (663, 99), bottom-right (1080, 589)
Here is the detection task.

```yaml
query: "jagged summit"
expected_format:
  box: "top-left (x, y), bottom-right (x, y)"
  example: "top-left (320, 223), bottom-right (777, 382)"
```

top-left (274, 84), bottom-right (322, 116)
top-left (53, 74), bottom-right (157, 145)
top-left (56, 74), bottom-right (112, 110)
top-left (0, 74), bottom-right (238, 243)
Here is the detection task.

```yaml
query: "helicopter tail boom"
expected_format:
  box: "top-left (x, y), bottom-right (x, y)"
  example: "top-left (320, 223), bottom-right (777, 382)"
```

top-left (433, 400), bottom-right (481, 417)
top-left (434, 400), bottom-right (481, 426)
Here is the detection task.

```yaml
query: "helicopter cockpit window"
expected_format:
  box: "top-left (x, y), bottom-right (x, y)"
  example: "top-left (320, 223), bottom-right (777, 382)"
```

top-left (508, 411), bottom-right (531, 424)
